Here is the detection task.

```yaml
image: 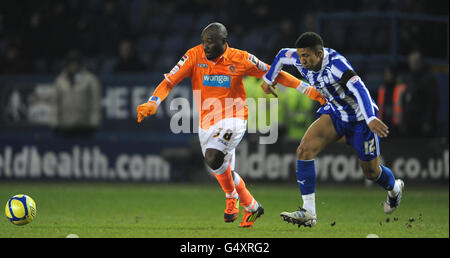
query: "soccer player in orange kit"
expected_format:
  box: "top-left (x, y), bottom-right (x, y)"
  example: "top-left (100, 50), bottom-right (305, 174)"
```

top-left (137, 23), bottom-right (326, 228)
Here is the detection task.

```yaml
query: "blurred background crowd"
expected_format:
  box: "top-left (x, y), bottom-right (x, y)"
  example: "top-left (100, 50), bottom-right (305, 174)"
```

top-left (0, 0), bottom-right (447, 73)
top-left (0, 0), bottom-right (448, 139)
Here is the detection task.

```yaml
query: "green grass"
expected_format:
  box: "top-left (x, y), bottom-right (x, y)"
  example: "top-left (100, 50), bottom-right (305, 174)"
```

top-left (0, 182), bottom-right (448, 238)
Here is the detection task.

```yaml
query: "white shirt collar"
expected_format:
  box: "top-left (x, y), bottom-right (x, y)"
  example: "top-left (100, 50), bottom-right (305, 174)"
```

top-left (319, 47), bottom-right (329, 72)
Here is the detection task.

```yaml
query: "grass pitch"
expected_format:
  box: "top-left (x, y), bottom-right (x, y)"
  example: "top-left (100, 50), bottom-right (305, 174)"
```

top-left (0, 182), bottom-right (448, 238)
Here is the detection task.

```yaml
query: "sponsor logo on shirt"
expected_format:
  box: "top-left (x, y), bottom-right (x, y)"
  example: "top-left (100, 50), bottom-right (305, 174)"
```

top-left (203, 75), bottom-right (231, 88)
top-left (285, 50), bottom-right (293, 58)
top-left (248, 53), bottom-right (268, 71)
top-left (177, 55), bottom-right (189, 67)
top-left (248, 54), bottom-right (258, 65)
top-left (197, 63), bottom-right (208, 68)
top-left (169, 65), bottom-right (180, 75)
top-left (257, 61), bottom-right (268, 71)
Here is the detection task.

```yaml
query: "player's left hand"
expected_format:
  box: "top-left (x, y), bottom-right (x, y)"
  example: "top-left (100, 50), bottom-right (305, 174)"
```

top-left (368, 118), bottom-right (389, 138)
top-left (261, 81), bottom-right (278, 98)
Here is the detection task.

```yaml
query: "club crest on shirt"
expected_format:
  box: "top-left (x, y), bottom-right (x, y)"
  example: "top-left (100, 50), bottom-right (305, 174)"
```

top-left (228, 64), bottom-right (236, 73)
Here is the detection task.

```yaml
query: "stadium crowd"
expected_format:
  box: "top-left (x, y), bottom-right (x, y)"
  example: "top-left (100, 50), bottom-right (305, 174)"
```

top-left (0, 0), bottom-right (447, 138)
top-left (0, 0), bottom-right (447, 75)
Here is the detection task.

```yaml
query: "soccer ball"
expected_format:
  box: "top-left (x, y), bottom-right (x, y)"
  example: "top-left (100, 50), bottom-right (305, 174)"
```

top-left (5, 194), bottom-right (37, 225)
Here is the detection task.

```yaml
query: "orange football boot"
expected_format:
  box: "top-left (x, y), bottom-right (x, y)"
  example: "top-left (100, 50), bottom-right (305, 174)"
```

top-left (224, 198), bottom-right (240, 222)
top-left (239, 203), bottom-right (264, 228)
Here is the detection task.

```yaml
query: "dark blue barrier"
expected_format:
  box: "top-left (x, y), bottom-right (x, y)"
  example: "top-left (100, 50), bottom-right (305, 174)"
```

top-left (0, 74), bottom-right (448, 184)
top-left (0, 135), bottom-right (199, 182)
top-left (0, 73), bottom-right (195, 132)
top-left (0, 137), bottom-right (448, 184)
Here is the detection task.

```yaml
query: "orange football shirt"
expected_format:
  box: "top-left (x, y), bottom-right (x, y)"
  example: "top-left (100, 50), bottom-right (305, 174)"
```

top-left (153, 44), bottom-right (303, 129)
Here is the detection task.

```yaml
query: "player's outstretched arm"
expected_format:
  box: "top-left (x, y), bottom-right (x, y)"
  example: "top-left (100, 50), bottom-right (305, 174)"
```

top-left (137, 79), bottom-right (173, 123)
top-left (343, 70), bottom-right (388, 137)
top-left (262, 48), bottom-right (297, 86)
top-left (137, 50), bottom-right (194, 123)
top-left (257, 49), bottom-right (326, 105)
top-left (261, 71), bottom-right (327, 105)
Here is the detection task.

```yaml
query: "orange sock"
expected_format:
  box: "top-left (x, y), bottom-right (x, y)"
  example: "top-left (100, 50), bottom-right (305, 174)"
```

top-left (213, 164), bottom-right (238, 199)
top-left (234, 173), bottom-right (258, 212)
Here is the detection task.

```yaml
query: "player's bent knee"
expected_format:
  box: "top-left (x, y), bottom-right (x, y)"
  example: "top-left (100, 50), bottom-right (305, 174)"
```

top-left (204, 148), bottom-right (225, 170)
top-left (296, 143), bottom-right (316, 160)
top-left (362, 166), bottom-right (380, 181)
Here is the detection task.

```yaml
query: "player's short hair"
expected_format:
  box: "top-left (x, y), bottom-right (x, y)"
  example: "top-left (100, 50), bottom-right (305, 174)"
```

top-left (202, 22), bottom-right (228, 41)
top-left (295, 32), bottom-right (323, 51)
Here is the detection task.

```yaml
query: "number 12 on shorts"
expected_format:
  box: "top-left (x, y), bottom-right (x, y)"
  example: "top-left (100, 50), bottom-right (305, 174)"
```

top-left (364, 138), bottom-right (376, 155)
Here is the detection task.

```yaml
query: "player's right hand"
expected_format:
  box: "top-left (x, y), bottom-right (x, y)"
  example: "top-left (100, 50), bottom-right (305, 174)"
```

top-left (261, 81), bottom-right (278, 98)
top-left (137, 101), bottom-right (158, 123)
top-left (368, 117), bottom-right (389, 138)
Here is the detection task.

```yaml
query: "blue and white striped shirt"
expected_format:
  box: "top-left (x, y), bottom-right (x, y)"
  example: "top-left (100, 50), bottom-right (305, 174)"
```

top-left (263, 47), bottom-right (378, 124)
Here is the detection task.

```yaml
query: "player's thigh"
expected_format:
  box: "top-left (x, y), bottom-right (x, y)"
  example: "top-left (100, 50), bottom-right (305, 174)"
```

top-left (297, 114), bottom-right (340, 160)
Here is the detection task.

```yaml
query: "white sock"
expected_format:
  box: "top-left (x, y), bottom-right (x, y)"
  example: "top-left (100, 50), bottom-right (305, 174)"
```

top-left (225, 189), bottom-right (239, 199)
top-left (302, 193), bottom-right (316, 216)
top-left (251, 201), bottom-right (260, 213)
top-left (244, 199), bottom-right (260, 213)
top-left (388, 180), bottom-right (400, 197)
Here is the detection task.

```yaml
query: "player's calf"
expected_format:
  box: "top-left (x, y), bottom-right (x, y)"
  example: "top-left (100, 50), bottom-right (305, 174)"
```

top-left (360, 159), bottom-right (381, 181)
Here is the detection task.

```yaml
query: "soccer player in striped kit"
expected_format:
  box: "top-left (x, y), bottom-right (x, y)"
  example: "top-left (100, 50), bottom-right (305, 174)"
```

top-left (137, 24), bottom-right (327, 228)
top-left (261, 32), bottom-right (404, 227)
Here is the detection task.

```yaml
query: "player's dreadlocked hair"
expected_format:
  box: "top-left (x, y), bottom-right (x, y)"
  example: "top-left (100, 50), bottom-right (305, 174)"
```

top-left (295, 32), bottom-right (323, 51)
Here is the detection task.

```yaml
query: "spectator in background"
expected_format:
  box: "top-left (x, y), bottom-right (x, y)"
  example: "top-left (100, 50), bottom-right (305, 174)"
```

top-left (95, 0), bottom-right (129, 57)
top-left (376, 65), bottom-right (405, 137)
top-left (113, 39), bottom-right (147, 73)
top-left (23, 11), bottom-right (48, 61)
top-left (401, 50), bottom-right (439, 137)
top-left (0, 44), bottom-right (34, 74)
top-left (47, 1), bottom-right (75, 60)
top-left (52, 50), bottom-right (102, 138)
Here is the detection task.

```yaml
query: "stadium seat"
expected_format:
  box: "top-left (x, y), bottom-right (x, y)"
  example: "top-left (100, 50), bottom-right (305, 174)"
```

top-left (137, 36), bottom-right (162, 56)
top-left (170, 14), bottom-right (195, 32)
top-left (194, 13), bottom-right (215, 31)
top-left (161, 35), bottom-right (187, 55)
top-left (146, 15), bottom-right (171, 33)
top-left (100, 57), bottom-right (117, 74)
